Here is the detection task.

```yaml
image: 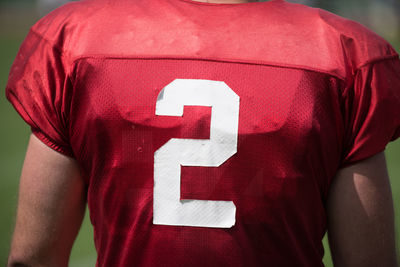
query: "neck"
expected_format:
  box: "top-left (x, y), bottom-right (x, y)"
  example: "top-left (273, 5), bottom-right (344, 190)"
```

top-left (191, 0), bottom-right (258, 3)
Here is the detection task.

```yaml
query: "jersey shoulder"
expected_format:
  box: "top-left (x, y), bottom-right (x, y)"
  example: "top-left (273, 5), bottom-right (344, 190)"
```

top-left (317, 5), bottom-right (397, 65)
top-left (27, 0), bottom-right (399, 81)
top-left (28, 0), bottom-right (113, 58)
top-left (283, 1), bottom-right (398, 70)
top-left (31, 0), bottom-right (105, 37)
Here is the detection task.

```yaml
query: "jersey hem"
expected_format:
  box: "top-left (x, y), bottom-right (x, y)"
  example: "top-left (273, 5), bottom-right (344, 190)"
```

top-left (6, 87), bottom-right (74, 158)
top-left (339, 128), bottom-right (400, 168)
top-left (339, 147), bottom-right (386, 168)
top-left (31, 129), bottom-right (75, 158)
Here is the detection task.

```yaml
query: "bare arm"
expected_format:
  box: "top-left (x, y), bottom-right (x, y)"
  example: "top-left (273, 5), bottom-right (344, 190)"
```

top-left (8, 134), bottom-right (86, 267)
top-left (327, 152), bottom-right (398, 267)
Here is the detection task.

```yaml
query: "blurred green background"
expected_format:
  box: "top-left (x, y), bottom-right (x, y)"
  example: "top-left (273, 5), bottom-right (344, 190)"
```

top-left (0, 0), bottom-right (399, 266)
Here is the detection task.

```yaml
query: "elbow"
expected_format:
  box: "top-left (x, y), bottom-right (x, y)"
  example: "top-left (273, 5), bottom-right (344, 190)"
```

top-left (7, 250), bottom-right (69, 267)
top-left (8, 252), bottom-right (42, 267)
top-left (7, 259), bottom-right (32, 267)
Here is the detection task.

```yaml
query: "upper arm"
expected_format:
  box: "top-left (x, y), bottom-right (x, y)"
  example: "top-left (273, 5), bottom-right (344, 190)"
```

top-left (8, 134), bottom-right (87, 267)
top-left (327, 151), bottom-right (398, 267)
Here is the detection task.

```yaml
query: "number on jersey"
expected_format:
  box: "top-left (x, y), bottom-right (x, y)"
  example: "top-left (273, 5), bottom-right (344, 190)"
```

top-left (154, 79), bottom-right (240, 228)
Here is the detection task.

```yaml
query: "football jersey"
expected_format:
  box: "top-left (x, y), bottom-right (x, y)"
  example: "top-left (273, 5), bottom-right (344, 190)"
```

top-left (6, 0), bottom-right (400, 266)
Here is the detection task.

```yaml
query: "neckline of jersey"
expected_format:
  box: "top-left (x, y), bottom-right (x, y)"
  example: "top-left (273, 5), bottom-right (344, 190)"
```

top-left (176, 0), bottom-right (282, 7)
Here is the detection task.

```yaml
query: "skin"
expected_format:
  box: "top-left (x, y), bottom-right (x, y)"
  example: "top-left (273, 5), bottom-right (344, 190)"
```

top-left (327, 152), bottom-right (398, 267)
top-left (7, 1), bottom-right (398, 266)
top-left (8, 134), bottom-right (86, 267)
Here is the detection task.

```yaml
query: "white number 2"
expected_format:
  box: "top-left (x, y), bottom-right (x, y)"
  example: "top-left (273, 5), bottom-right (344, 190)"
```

top-left (153, 79), bottom-right (240, 228)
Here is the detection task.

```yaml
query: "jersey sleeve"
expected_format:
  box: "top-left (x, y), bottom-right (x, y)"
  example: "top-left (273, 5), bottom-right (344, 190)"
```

top-left (6, 29), bottom-right (74, 157)
top-left (340, 56), bottom-right (400, 166)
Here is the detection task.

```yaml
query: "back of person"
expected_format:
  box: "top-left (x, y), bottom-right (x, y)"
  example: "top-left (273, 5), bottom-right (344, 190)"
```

top-left (6, 0), bottom-right (400, 266)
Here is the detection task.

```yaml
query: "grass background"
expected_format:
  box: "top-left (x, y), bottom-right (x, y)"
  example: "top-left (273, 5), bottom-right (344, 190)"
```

top-left (0, 1), bottom-right (399, 266)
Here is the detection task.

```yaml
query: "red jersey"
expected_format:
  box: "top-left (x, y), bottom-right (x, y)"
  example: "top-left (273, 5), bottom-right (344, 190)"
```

top-left (6, 0), bottom-right (400, 266)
